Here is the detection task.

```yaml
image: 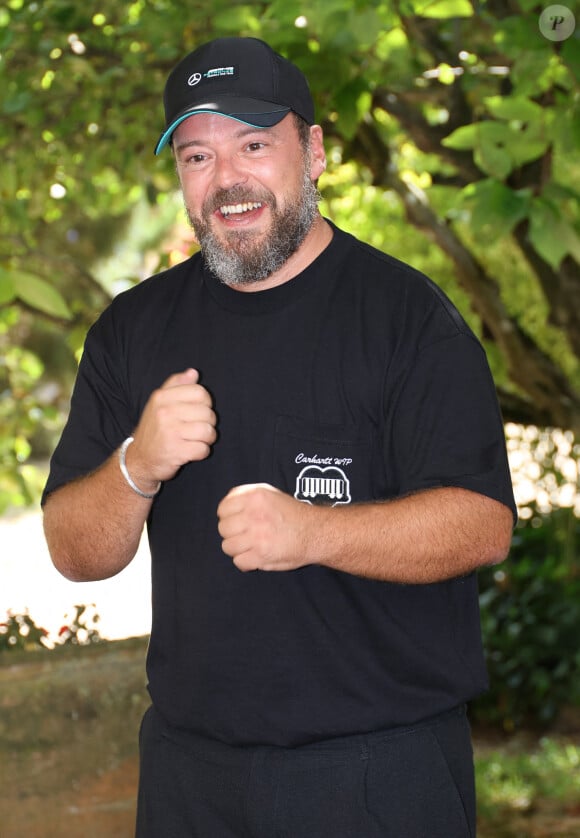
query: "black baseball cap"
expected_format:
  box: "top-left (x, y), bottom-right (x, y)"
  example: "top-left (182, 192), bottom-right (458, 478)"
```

top-left (154, 37), bottom-right (315, 155)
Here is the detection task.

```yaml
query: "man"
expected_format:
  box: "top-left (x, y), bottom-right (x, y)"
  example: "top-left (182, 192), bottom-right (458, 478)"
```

top-left (43, 36), bottom-right (515, 837)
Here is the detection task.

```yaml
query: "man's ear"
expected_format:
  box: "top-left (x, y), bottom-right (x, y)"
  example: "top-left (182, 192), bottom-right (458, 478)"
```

top-left (309, 125), bottom-right (327, 181)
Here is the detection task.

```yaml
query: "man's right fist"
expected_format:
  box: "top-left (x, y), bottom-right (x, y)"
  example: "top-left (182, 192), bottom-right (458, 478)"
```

top-left (125, 368), bottom-right (217, 488)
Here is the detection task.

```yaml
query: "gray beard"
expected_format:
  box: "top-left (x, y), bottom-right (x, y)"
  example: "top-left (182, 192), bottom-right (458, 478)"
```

top-left (187, 169), bottom-right (320, 287)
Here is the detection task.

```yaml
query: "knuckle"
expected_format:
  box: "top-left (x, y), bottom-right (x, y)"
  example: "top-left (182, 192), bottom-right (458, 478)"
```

top-left (196, 442), bottom-right (211, 459)
top-left (194, 385), bottom-right (212, 405)
top-left (149, 388), bottom-right (166, 411)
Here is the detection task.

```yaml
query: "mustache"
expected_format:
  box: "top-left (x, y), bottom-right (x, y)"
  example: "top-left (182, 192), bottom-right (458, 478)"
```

top-left (203, 185), bottom-right (276, 215)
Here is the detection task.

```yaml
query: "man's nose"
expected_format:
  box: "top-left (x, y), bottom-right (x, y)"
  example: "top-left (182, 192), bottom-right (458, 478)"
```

top-left (213, 153), bottom-right (247, 190)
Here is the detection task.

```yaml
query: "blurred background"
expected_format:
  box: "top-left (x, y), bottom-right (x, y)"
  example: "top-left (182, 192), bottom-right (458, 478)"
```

top-left (1, 1), bottom-right (578, 835)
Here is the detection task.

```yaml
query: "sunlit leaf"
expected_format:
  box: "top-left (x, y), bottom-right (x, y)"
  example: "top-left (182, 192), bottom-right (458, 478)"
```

top-left (442, 124), bottom-right (477, 150)
top-left (484, 96), bottom-right (544, 123)
top-left (411, 0), bottom-right (473, 18)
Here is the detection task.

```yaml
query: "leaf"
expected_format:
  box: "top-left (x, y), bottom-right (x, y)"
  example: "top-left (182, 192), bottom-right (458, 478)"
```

top-left (442, 123), bottom-right (477, 150)
top-left (211, 5), bottom-right (261, 31)
top-left (561, 35), bottom-right (580, 82)
top-left (507, 131), bottom-right (550, 168)
top-left (484, 96), bottom-right (544, 123)
top-left (349, 9), bottom-right (385, 48)
top-left (529, 200), bottom-right (580, 269)
top-left (436, 63), bottom-right (458, 85)
top-left (12, 272), bottom-right (72, 319)
top-left (411, 0), bottom-right (474, 18)
top-left (461, 180), bottom-right (531, 235)
top-left (483, 97), bottom-right (550, 166)
top-left (474, 143), bottom-right (512, 179)
top-left (1, 90), bottom-right (31, 115)
top-left (447, 121), bottom-right (540, 178)
top-left (334, 79), bottom-right (371, 140)
top-left (0, 269), bottom-right (15, 305)
top-left (474, 122), bottom-right (514, 178)
top-left (551, 99), bottom-right (580, 154)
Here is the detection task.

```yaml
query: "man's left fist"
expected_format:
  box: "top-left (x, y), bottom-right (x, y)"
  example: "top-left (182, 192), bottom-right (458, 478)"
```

top-left (217, 483), bottom-right (311, 572)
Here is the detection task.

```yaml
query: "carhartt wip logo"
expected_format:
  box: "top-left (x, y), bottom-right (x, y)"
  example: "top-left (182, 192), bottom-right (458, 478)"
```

top-left (295, 465), bottom-right (351, 507)
top-left (188, 66), bottom-right (236, 86)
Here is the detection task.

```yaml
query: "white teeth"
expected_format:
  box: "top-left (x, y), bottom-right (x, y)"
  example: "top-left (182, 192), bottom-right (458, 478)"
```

top-left (220, 201), bottom-right (262, 216)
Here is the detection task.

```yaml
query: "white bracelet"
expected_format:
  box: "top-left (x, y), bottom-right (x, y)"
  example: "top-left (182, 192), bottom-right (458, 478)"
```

top-left (118, 436), bottom-right (161, 499)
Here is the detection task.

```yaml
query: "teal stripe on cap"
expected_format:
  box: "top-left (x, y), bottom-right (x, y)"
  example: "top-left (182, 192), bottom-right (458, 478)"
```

top-left (154, 108), bottom-right (289, 155)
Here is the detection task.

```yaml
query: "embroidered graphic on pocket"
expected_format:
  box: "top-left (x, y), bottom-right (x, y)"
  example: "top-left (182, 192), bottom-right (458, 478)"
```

top-left (294, 465), bottom-right (351, 506)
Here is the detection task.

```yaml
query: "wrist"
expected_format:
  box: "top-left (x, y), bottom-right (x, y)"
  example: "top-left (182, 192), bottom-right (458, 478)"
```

top-left (118, 436), bottom-right (161, 499)
top-left (300, 502), bottom-right (331, 567)
top-left (303, 503), bottom-right (350, 571)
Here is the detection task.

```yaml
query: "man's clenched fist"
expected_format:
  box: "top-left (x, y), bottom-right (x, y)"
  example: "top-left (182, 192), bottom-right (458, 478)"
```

top-left (217, 483), bottom-right (314, 572)
top-left (126, 368), bottom-right (217, 490)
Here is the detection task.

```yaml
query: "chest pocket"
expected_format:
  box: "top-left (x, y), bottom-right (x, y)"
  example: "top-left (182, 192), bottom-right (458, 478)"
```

top-left (271, 415), bottom-right (378, 507)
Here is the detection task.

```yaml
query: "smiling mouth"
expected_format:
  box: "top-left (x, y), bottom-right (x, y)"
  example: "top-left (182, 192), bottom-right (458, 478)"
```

top-left (219, 201), bottom-right (263, 218)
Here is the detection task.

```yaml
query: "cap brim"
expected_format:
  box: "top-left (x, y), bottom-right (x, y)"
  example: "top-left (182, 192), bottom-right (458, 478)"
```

top-left (154, 98), bottom-right (291, 155)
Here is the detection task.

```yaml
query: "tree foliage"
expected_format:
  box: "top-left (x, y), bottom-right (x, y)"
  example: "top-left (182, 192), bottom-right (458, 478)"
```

top-left (0, 0), bottom-right (578, 509)
top-left (476, 507), bottom-right (580, 729)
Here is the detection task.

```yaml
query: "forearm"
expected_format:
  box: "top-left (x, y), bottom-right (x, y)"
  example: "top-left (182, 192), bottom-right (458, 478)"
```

top-left (303, 487), bottom-right (513, 583)
top-left (43, 368), bottom-right (218, 582)
top-left (43, 448), bottom-right (153, 582)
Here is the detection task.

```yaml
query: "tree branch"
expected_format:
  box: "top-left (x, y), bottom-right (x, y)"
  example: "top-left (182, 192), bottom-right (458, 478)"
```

top-left (513, 222), bottom-right (580, 359)
top-left (372, 89), bottom-right (481, 182)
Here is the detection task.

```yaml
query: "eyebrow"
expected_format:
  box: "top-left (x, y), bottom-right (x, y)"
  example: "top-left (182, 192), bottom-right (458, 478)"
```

top-left (174, 125), bottom-right (270, 155)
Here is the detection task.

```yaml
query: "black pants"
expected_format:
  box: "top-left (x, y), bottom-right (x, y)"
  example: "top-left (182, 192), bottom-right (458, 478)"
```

top-left (136, 704), bottom-right (476, 837)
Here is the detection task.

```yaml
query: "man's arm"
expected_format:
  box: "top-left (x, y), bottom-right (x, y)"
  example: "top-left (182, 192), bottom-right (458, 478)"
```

top-left (217, 483), bottom-right (514, 583)
top-left (43, 453), bottom-right (154, 581)
top-left (43, 368), bottom-right (217, 582)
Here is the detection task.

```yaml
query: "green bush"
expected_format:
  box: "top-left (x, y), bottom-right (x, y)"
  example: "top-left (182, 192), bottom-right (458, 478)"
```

top-left (474, 507), bottom-right (580, 730)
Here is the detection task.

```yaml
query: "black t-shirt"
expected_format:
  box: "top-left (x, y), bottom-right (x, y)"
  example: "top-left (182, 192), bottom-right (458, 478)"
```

top-left (44, 224), bottom-right (516, 746)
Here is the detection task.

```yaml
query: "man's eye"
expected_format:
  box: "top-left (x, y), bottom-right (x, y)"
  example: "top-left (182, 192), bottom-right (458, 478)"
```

top-left (247, 142), bottom-right (265, 151)
top-left (180, 153), bottom-right (206, 165)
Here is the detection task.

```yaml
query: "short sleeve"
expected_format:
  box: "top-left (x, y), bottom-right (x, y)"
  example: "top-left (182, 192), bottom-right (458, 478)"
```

top-left (41, 310), bottom-right (134, 503)
top-left (388, 332), bottom-right (516, 520)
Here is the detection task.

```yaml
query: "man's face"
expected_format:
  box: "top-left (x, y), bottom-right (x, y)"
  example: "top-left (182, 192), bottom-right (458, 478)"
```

top-left (172, 113), bottom-right (320, 287)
